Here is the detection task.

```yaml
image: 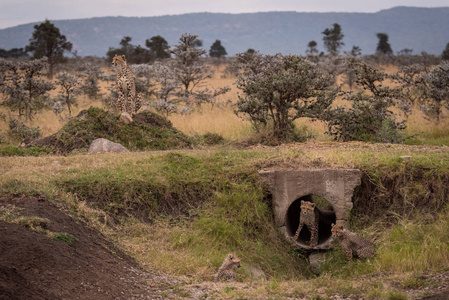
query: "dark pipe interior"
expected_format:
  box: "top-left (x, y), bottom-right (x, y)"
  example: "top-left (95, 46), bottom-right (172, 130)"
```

top-left (286, 195), bottom-right (336, 246)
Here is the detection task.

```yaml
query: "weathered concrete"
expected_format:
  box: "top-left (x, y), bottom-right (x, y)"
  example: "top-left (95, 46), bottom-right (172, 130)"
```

top-left (259, 169), bottom-right (361, 249)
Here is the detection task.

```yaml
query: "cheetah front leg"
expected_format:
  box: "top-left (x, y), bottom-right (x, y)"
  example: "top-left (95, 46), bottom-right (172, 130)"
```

top-left (292, 222), bottom-right (303, 241)
top-left (116, 88), bottom-right (125, 113)
top-left (341, 241), bottom-right (353, 261)
top-left (309, 226), bottom-right (318, 247)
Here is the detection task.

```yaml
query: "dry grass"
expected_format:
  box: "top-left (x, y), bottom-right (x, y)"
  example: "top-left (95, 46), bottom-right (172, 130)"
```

top-left (1, 63), bottom-right (449, 145)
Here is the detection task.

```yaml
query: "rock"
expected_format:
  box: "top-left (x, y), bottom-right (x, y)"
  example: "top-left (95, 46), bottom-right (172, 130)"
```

top-left (88, 138), bottom-right (130, 154)
top-left (119, 112), bottom-right (133, 124)
top-left (309, 252), bottom-right (327, 275)
top-left (248, 265), bottom-right (266, 281)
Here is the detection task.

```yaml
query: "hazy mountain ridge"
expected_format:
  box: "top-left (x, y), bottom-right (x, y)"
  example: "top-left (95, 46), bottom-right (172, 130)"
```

top-left (0, 6), bottom-right (448, 57)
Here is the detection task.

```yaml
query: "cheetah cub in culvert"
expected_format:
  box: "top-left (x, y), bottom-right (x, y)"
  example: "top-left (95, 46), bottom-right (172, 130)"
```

top-left (291, 200), bottom-right (319, 247)
top-left (213, 253), bottom-right (241, 282)
top-left (331, 223), bottom-right (375, 261)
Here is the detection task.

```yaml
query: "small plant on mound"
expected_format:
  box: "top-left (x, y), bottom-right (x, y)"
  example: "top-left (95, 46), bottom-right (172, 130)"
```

top-left (29, 107), bottom-right (191, 154)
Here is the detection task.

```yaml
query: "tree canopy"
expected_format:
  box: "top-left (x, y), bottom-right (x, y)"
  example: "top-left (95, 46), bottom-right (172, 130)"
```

top-left (322, 23), bottom-right (344, 55)
top-left (209, 40), bottom-right (227, 58)
top-left (442, 42), bottom-right (449, 60)
top-left (145, 35), bottom-right (170, 60)
top-left (376, 33), bottom-right (393, 55)
top-left (25, 20), bottom-right (73, 78)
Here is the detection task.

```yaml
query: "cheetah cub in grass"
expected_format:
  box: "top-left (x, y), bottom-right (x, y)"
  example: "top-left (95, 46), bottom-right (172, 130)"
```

top-left (213, 253), bottom-right (241, 282)
top-left (331, 223), bottom-right (375, 261)
top-left (291, 200), bottom-right (319, 247)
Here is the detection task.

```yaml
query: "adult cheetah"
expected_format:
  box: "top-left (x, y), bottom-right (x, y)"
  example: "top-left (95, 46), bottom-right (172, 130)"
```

top-left (112, 55), bottom-right (142, 114)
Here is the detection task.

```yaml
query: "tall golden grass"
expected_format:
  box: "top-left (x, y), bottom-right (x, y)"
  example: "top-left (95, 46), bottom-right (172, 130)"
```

top-left (1, 63), bottom-right (448, 143)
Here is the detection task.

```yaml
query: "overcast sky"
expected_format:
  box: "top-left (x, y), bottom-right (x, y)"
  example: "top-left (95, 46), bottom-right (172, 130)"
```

top-left (1, 0), bottom-right (448, 29)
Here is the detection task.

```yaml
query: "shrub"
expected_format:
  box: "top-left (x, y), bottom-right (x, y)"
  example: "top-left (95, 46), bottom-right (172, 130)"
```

top-left (235, 52), bottom-right (337, 142)
top-left (322, 61), bottom-right (406, 143)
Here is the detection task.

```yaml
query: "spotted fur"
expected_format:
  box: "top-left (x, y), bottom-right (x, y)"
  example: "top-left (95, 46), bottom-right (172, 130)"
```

top-left (213, 253), bottom-right (241, 282)
top-left (331, 223), bottom-right (375, 261)
top-left (112, 55), bottom-right (142, 114)
top-left (292, 200), bottom-right (319, 247)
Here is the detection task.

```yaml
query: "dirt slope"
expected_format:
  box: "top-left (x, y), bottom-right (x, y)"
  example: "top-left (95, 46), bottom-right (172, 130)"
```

top-left (0, 196), bottom-right (185, 300)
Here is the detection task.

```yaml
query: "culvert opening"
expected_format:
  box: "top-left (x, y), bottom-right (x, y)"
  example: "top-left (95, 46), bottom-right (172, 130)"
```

top-left (286, 195), bottom-right (336, 247)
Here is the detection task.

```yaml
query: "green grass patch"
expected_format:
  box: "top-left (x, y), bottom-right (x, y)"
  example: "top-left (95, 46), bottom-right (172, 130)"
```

top-left (0, 144), bottom-right (52, 156)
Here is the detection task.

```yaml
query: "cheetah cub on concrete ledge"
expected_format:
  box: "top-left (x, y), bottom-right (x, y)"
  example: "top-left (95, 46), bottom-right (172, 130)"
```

top-left (213, 253), bottom-right (241, 282)
top-left (331, 223), bottom-right (375, 261)
top-left (292, 200), bottom-right (319, 247)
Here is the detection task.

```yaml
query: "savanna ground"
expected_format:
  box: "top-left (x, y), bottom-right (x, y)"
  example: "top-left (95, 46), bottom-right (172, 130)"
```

top-left (1, 63), bottom-right (449, 299)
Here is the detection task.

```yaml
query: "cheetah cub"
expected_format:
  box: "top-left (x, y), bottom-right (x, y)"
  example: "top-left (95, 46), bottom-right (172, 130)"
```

top-left (213, 253), bottom-right (241, 282)
top-left (291, 200), bottom-right (319, 247)
top-left (331, 223), bottom-right (375, 261)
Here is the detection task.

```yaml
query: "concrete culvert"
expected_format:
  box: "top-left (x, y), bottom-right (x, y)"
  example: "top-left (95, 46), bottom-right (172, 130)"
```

top-left (259, 169), bottom-right (362, 250)
top-left (286, 195), bottom-right (336, 248)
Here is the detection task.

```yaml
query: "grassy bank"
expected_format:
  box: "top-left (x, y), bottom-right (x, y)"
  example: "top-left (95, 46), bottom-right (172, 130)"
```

top-left (1, 144), bottom-right (448, 298)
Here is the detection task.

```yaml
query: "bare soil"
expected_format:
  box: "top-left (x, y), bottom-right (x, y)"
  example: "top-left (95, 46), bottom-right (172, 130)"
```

top-left (0, 195), bottom-right (198, 300)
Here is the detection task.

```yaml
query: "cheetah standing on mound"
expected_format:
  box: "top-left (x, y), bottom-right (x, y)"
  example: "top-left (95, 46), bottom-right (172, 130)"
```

top-left (213, 253), bottom-right (241, 282)
top-left (112, 55), bottom-right (142, 114)
top-left (331, 223), bottom-right (376, 261)
top-left (291, 201), bottom-right (319, 247)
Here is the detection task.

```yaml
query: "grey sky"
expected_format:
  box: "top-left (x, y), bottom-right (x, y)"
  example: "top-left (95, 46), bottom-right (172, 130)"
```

top-left (1, 0), bottom-right (448, 29)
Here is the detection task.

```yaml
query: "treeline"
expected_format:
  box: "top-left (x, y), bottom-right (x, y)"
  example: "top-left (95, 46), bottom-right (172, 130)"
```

top-left (1, 20), bottom-right (449, 146)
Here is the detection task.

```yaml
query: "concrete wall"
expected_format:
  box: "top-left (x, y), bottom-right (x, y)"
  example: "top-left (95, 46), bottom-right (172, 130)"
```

top-left (260, 169), bottom-right (361, 249)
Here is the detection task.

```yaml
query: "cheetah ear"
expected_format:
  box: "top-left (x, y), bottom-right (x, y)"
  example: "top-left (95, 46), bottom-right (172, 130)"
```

top-left (300, 200), bottom-right (304, 205)
top-left (122, 55), bottom-right (126, 59)
top-left (331, 223), bottom-right (335, 228)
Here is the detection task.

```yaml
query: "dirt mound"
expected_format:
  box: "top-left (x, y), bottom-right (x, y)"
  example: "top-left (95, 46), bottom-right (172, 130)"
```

top-left (28, 107), bottom-right (191, 154)
top-left (0, 196), bottom-right (181, 299)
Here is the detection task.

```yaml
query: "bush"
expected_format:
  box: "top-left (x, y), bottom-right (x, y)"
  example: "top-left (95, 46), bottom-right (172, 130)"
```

top-left (235, 52), bottom-right (337, 142)
top-left (322, 61), bottom-right (406, 143)
top-left (8, 119), bottom-right (42, 140)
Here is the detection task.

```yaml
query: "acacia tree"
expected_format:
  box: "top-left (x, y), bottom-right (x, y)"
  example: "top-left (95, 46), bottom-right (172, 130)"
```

top-left (322, 23), bottom-right (344, 55)
top-left (168, 33), bottom-right (229, 106)
top-left (76, 63), bottom-right (104, 99)
top-left (235, 52), bottom-right (337, 140)
top-left (0, 58), bottom-right (54, 120)
top-left (25, 20), bottom-right (73, 78)
top-left (306, 41), bottom-right (318, 55)
top-left (376, 33), bottom-right (393, 55)
top-left (416, 61), bottom-right (449, 124)
top-left (442, 42), bottom-right (449, 61)
top-left (53, 72), bottom-right (81, 116)
top-left (209, 40), bottom-right (227, 58)
top-left (145, 35), bottom-right (170, 60)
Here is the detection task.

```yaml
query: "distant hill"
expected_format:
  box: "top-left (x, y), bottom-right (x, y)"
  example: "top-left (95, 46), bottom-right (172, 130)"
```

top-left (0, 6), bottom-right (448, 57)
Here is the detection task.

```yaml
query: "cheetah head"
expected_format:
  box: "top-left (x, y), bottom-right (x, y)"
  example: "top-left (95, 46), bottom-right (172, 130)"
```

top-left (331, 223), bottom-right (344, 238)
top-left (112, 55), bottom-right (126, 67)
top-left (300, 200), bottom-right (315, 215)
top-left (226, 253), bottom-right (241, 269)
